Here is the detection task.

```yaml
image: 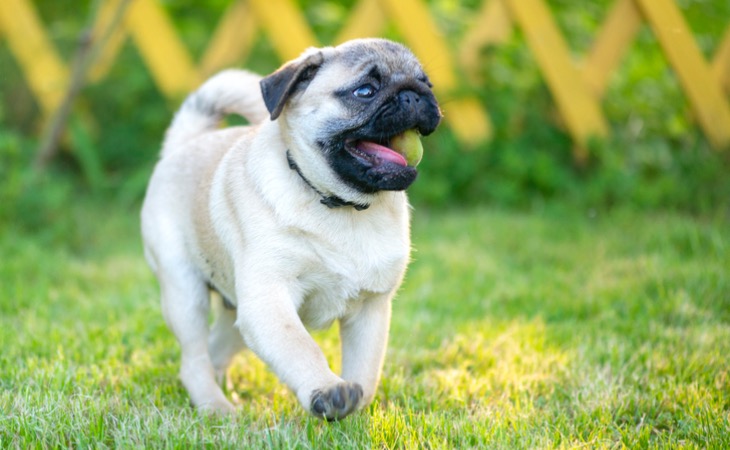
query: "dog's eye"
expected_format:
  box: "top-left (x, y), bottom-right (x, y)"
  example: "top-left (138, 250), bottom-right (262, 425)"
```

top-left (353, 84), bottom-right (377, 99)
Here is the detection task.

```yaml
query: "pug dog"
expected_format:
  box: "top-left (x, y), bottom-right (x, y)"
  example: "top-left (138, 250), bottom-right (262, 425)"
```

top-left (141, 38), bottom-right (441, 420)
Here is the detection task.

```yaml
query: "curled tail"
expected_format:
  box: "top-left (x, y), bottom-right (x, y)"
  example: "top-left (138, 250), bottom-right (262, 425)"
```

top-left (162, 69), bottom-right (269, 156)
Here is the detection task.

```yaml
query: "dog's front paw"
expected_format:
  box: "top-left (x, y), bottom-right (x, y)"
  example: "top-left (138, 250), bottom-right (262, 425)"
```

top-left (310, 381), bottom-right (363, 421)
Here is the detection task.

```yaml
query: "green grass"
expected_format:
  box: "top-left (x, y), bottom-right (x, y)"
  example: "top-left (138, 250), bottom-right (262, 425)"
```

top-left (1, 202), bottom-right (729, 448)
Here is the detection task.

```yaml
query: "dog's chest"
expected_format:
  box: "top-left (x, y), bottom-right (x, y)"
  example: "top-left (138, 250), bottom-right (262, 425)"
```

top-left (295, 226), bottom-right (408, 329)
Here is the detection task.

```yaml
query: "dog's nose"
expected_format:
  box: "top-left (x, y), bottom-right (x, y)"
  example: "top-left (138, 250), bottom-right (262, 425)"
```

top-left (397, 89), bottom-right (441, 136)
top-left (398, 90), bottom-right (422, 112)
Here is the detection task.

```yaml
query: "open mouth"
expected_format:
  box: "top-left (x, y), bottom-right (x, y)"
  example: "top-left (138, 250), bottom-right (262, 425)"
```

top-left (345, 130), bottom-right (423, 168)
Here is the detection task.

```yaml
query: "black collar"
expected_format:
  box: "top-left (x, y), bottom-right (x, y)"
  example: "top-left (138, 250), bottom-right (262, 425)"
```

top-left (286, 151), bottom-right (369, 211)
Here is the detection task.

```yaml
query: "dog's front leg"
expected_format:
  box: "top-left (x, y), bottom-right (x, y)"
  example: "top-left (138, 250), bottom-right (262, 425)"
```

top-left (235, 280), bottom-right (363, 420)
top-left (339, 293), bottom-right (392, 409)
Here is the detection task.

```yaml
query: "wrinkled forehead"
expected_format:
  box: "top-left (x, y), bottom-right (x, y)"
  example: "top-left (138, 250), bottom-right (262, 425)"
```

top-left (330, 39), bottom-right (424, 79)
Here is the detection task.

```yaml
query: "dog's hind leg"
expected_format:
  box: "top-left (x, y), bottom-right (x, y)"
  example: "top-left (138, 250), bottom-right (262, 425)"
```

top-left (158, 263), bottom-right (235, 414)
top-left (208, 294), bottom-right (246, 387)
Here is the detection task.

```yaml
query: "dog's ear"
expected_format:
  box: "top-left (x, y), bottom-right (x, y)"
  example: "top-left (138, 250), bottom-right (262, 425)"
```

top-left (260, 52), bottom-right (324, 120)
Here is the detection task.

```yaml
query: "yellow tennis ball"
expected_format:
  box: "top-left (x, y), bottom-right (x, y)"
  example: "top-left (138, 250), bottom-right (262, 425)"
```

top-left (391, 130), bottom-right (423, 167)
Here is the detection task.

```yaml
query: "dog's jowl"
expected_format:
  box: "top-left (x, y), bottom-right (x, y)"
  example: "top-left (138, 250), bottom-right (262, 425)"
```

top-left (141, 38), bottom-right (441, 420)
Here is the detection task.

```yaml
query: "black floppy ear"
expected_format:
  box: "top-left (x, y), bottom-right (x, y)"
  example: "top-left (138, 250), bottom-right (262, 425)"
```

top-left (260, 52), bottom-right (324, 120)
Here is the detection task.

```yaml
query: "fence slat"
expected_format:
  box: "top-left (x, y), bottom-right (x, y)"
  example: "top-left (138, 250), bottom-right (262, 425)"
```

top-left (89, 0), bottom-right (129, 82)
top-left (126, 0), bottom-right (200, 96)
top-left (460, 0), bottom-right (512, 79)
top-left (335, 0), bottom-right (385, 44)
top-left (0, 0), bottom-right (68, 115)
top-left (712, 25), bottom-right (730, 92)
top-left (200, 0), bottom-right (258, 77)
top-left (583, 0), bottom-right (642, 97)
top-left (248, 0), bottom-right (318, 61)
top-left (636, 0), bottom-right (730, 149)
top-left (504, 0), bottom-right (608, 156)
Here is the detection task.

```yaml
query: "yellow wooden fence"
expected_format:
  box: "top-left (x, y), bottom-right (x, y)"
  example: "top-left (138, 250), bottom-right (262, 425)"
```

top-left (1, 0), bottom-right (729, 155)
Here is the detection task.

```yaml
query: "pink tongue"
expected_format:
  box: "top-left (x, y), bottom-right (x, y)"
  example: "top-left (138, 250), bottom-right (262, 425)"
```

top-left (357, 141), bottom-right (407, 167)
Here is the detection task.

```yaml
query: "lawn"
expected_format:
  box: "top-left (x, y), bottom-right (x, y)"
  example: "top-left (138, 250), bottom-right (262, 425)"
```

top-left (1, 202), bottom-right (728, 448)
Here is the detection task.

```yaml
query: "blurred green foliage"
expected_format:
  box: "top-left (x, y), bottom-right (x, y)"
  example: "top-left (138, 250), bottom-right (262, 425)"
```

top-left (1, 0), bottom-right (729, 233)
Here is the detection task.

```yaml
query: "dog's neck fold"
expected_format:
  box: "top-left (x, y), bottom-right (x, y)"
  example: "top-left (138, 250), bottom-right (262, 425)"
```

top-left (286, 150), bottom-right (370, 211)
